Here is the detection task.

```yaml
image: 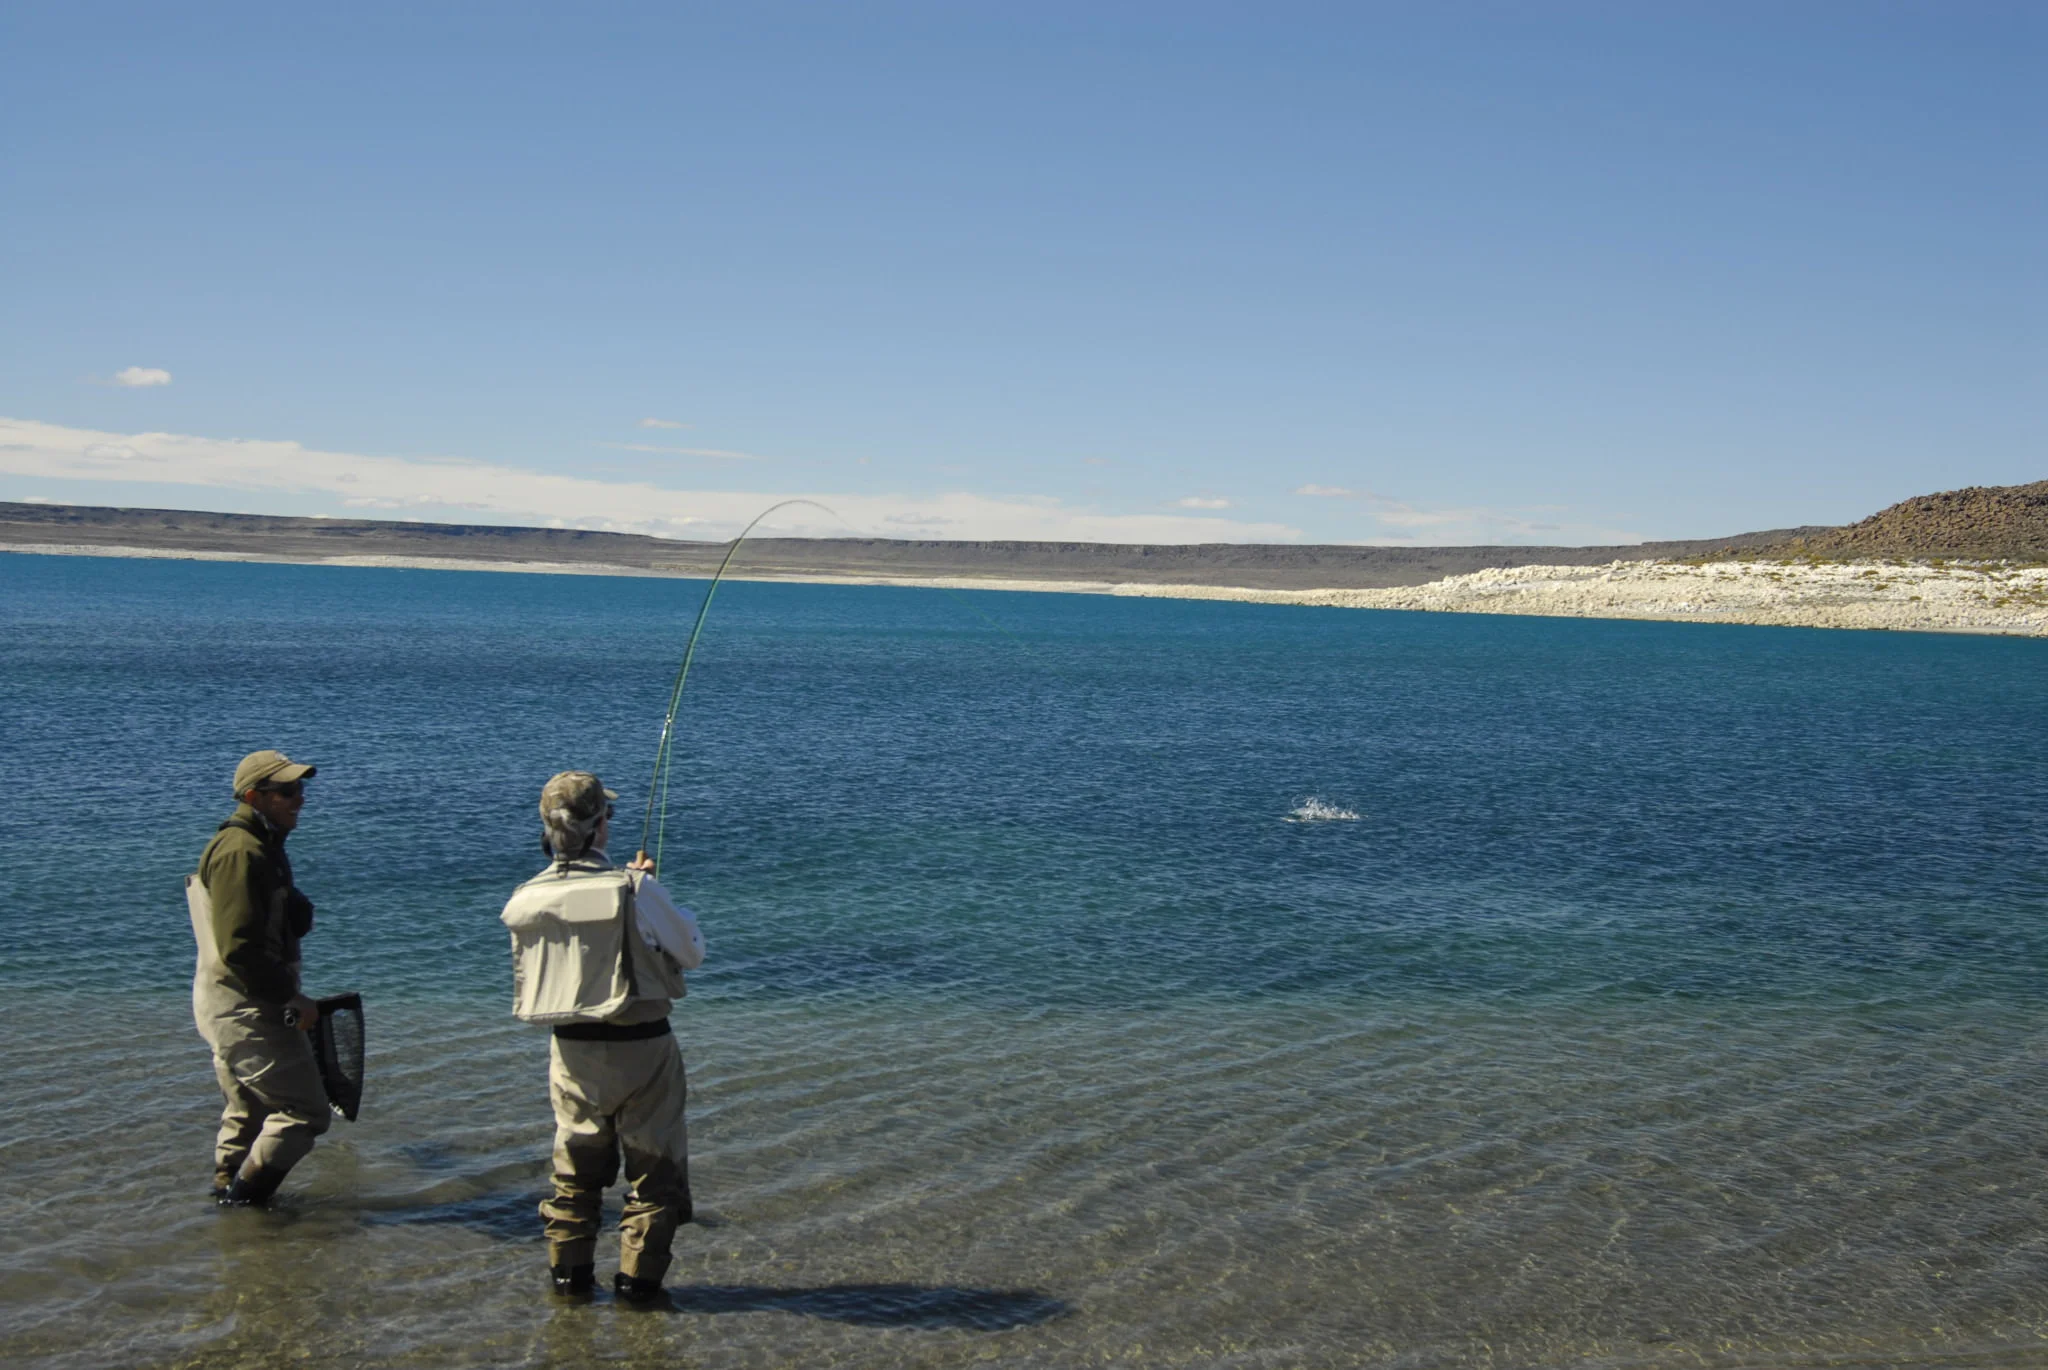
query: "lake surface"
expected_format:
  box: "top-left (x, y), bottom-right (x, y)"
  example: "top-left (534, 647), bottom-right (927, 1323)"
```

top-left (2, 551), bottom-right (2046, 1369)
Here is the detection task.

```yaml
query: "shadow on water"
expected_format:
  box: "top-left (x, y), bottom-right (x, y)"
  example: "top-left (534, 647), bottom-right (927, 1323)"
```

top-left (358, 1188), bottom-right (544, 1240)
top-left (659, 1283), bottom-right (1069, 1330)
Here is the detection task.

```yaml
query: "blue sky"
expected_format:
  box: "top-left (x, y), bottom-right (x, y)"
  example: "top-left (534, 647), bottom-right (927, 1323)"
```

top-left (2, 2), bottom-right (2039, 545)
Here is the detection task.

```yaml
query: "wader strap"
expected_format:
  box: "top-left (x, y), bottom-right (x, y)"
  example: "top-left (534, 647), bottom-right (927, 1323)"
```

top-left (552, 1018), bottom-right (672, 1042)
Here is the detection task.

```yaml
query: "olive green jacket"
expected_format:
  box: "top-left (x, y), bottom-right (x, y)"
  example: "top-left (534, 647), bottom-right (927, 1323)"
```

top-left (196, 804), bottom-right (314, 1007)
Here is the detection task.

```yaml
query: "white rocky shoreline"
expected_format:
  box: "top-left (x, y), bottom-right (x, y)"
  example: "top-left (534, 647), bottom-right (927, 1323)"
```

top-left (6, 541), bottom-right (2045, 637)
top-left (1115, 557), bottom-right (2048, 637)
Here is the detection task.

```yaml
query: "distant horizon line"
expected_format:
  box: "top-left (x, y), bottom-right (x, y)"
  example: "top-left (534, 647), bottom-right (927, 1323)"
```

top-left (0, 496), bottom-right (1819, 554)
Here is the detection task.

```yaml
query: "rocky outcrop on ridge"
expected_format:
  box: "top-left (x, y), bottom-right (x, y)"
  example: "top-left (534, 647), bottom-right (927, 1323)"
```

top-left (1764, 481), bottom-right (2048, 562)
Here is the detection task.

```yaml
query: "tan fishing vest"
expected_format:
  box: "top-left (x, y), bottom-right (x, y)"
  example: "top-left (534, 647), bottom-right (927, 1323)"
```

top-left (501, 860), bottom-right (685, 1026)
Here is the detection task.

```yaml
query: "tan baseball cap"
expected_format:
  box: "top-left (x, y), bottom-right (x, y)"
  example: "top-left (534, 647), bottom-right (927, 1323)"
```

top-left (539, 771), bottom-right (617, 828)
top-left (233, 749), bottom-right (317, 796)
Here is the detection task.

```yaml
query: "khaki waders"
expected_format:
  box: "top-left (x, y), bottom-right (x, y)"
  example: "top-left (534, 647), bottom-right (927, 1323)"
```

top-left (207, 1011), bottom-right (331, 1190)
top-left (541, 1030), bottom-right (693, 1281)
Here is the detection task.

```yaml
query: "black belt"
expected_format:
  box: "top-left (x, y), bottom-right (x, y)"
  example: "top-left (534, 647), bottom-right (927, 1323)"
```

top-left (553, 1018), bottom-right (671, 1042)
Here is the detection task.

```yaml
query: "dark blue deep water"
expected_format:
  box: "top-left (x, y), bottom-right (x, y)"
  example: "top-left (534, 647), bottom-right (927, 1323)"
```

top-left (3, 551), bottom-right (2046, 1369)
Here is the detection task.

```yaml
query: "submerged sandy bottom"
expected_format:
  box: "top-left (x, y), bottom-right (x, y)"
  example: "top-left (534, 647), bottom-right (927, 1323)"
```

top-left (9, 994), bottom-right (2048, 1370)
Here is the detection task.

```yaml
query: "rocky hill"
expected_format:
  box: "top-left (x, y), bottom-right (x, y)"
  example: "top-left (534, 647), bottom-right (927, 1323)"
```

top-left (1765, 480), bottom-right (2048, 562)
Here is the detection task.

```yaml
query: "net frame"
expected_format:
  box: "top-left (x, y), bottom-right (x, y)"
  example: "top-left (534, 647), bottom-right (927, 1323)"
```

top-left (310, 992), bottom-right (365, 1122)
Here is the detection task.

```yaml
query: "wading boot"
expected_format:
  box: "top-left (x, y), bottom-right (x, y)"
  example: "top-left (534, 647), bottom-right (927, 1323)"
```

top-left (613, 1272), bottom-right (664, 1306)
top-left (550, 1264), bottom-right (595, 1298)
top-left (216, 1167), bottom-right (285, 1208)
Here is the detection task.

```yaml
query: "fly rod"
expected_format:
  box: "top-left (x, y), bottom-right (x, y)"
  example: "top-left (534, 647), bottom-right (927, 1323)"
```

top-left (638, 498), bottom-right (840, 875)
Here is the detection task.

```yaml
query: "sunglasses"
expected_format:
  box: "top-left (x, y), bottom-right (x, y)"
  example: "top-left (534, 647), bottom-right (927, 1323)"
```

top-left (257, 780), bottom-right (305, 799)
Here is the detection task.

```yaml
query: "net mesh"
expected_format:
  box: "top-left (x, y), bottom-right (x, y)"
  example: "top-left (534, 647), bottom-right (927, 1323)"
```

top-left (311, 993), bottom-right (365, 1122)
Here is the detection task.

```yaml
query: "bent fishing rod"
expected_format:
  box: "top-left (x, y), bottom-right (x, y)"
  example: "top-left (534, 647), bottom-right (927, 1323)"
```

top-left (637, 498), bottom-right (842, 875)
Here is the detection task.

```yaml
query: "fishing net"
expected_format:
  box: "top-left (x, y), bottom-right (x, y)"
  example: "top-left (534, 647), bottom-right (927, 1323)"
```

top-left (310, 993), bottom-right (365, 1122)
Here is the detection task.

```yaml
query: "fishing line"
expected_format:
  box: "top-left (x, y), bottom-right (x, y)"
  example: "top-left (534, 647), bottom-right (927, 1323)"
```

top-left (636, 500), bottom-right (1157, 876)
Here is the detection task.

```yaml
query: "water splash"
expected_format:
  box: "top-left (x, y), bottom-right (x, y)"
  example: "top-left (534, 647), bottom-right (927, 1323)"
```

top-left (1285, 797), bottom-right (1360, 823)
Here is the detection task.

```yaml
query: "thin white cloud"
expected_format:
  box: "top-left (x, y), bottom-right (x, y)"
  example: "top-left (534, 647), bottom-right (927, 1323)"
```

top-left (637, 418), bottom-right (686, 429)
top-left (1294, 484), bottom-right (1397, 502)
top-left (1359, 499), bottom-right (1638, 545)
top-left (113, 367), bottom-right (172, 388)
top-left (607, 443), bottom-right (763, 461)
top-left (1372, 506), bottom-right (1469, 528)
top-left (1291, 482), bottom-right (1635, 543)
top-left (1176, 496), bottom-right (1230, 509)
top-left (0, 416), bottom-right (1306, 544)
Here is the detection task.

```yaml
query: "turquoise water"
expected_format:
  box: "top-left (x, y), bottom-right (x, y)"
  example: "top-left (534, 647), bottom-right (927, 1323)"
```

top-left (2, 552), bottom-right (2046, 1368)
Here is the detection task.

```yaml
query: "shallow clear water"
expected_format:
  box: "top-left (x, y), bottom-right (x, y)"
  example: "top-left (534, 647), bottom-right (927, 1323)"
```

top-left (2, 552), bottom-right (2046, 1368)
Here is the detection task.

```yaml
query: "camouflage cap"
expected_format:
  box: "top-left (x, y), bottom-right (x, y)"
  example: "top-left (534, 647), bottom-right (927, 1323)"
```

top-left (539, 771), bottom-right (617, 832)
top-left (233, 749), bottom-right (317, 797)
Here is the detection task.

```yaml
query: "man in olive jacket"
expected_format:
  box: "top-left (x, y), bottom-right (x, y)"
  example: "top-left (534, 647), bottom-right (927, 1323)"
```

top-left (193, 749), bottom-right (329, 1206)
